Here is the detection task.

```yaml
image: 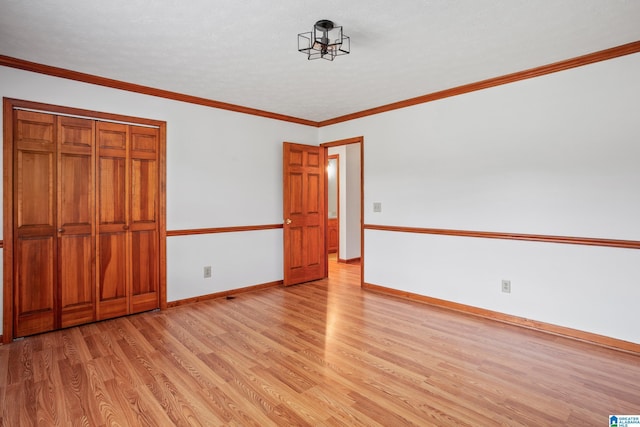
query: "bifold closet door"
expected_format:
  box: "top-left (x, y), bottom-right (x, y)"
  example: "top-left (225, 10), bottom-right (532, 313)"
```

top-left (97, 122), bottom-right (129, 320)
top-left (8, 102), bottom-right (163, 339)
top-left (129, 125), bottom-right (160, 314)
top-left (96, 122), bottom-right (160, 320)
top-left (13, 111), bottom-right (95, 336)
top-left (57, 116), bottom-right (96, 328)
top-left (13, 111), bottom-right (57, 337)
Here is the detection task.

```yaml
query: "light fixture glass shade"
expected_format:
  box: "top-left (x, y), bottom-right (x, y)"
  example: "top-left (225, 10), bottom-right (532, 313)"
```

top-left (298, 20), bottom-right (350, 61)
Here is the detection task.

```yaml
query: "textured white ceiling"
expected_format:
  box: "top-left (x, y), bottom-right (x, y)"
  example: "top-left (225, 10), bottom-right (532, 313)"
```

top-left (1, 0), bottom-right (640, 122)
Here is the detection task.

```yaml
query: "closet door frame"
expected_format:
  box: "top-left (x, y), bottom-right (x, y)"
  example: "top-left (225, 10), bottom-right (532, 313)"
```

top-left (3, 98), bottom-right (167, 343)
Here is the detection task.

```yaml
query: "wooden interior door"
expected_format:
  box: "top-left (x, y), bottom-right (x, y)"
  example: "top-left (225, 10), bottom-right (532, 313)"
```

top-left (97, 122), bottom-right (129, 320)
top-left (129, 125), bottom-right (159, 313)
top-left (13, 110), bottom-right (57, 337)
top-left (58, 116), bottom-right (96, 328)
top-left (283, 142), bottom-right (326, 286)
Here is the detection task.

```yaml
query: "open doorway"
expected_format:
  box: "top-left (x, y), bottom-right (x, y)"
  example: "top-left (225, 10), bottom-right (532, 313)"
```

top-left (322, 137), bottom-right (363, 283)
top-left (327, 154), bottom-right (340, 261)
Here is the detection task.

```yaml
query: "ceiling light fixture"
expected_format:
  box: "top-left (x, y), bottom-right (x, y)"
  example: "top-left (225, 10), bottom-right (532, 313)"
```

top-left (298, 19), bottom-right (350, 61)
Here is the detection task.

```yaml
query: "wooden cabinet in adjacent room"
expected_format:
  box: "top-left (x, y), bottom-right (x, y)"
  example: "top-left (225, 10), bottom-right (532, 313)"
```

top-left (4, 100), bottom-right (166, 340)
top-left (327, 218), bottom-right (338, 253)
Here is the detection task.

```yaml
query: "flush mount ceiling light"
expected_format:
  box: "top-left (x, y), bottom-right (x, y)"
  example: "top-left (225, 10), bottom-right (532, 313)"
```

top-left (298, 19), bottom-right (350, 61)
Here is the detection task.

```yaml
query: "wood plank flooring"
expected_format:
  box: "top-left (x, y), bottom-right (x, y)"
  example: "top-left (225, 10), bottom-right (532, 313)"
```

top-left (1, 259), bottom-right (639, 426)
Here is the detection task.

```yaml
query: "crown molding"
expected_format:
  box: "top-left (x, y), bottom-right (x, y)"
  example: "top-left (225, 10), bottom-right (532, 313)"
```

top-left (2, 40), bottom-right (639, 128)
top-left (0, 54), bottom-right (318, 127)
top-left (318, 40), bottom-right (640, 126)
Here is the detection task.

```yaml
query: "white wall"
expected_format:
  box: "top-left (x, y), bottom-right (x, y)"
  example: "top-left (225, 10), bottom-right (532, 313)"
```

top-left (0, 66), bottom-right (318, 334)
top-left (328, 146), bottom-right (346, 256)
top-left (328, 144), bottom-right (361, 260)
top-left (319, 53), bottom-right (640, 344)
top-left (344, 143), bottom-right (362, 260)
top-left (167, 230), bottom-right (283, 301)
top-left (327, 158), bottom-right (338, 218)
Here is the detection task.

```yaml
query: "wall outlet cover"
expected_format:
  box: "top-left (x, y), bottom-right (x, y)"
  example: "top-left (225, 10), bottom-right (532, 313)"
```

top-left (501, 279), bottom-right (511, 293)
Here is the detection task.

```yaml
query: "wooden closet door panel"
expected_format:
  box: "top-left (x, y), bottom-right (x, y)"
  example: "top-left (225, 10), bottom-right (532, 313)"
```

top-left (59, 235), bottom-right (94, 327)
top-left (97, 122), bottom-right (127, 150)
top-left (16, 150), bottom-right (55, 230)
top-left (130, 125), bottom-right (157, 154)
top-left (59, 116), bottom-right (94, 229)
top-left (98, 156), bottom-right (127, 226)
top-left (130, 125), bottom-right (159, 313)
top-left (130, 230), bottom-right (159, 313)
top-left (59, 116), bottom-right (93, 151)
top-left (15, 237), bottom-right (56, 336)
top-left (14, 110), bottom-right (57, 337)
top-left (130, 126), bottom-right (157, 228)
top-left (15, 110), bottom-right (55, 147)
top-left (131, 158), bottom-right (157, 226)
top-left (98, 233), bottom-right (128, 319)
top-left (97, 122), bottom-right (128, 229)
top-left (97, 122), bottom-right (129, 320)
top-left (59, 154), bottom-right (92, 229)
top-left (58, 117), bottom-right (95, 327)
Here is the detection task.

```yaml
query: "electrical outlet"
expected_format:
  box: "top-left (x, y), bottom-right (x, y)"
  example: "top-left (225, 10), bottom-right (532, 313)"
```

top-left (204, 266), bottom-right (212, 279)
top-left (501, 279), bottom-right (511, 293)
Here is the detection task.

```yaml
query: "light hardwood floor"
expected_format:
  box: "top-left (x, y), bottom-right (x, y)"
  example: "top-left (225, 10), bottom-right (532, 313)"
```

top-left (1, 259), bottom-right (639, 426)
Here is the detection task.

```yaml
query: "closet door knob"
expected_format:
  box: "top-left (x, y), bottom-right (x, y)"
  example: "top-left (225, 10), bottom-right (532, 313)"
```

top-left (285, 218), bottom-right (292, 224)
top-left (57, 228), bottom-right (65, 233)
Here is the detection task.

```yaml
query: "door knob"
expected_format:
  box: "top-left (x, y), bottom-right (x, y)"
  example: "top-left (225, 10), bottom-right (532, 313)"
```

top-left (285, 218), bottom-right (292, 224)
top-left (57, 228), bottom-right (65, 233)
